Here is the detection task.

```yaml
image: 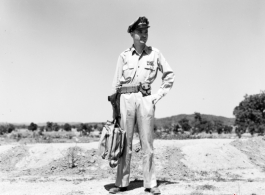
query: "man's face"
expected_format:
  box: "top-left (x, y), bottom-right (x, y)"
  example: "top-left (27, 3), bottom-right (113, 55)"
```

top-left (131, 28), bottom-right (148, 44)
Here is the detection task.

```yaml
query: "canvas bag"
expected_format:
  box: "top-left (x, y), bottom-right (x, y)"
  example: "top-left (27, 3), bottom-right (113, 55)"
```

top-left (98, 119), bottom-right (126, 168)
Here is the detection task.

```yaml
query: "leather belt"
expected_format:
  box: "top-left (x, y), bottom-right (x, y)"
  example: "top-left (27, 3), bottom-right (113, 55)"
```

top-left (118, 84), bottom-right (140, 94)
top-left (118, 83), bottom-right (151, 97)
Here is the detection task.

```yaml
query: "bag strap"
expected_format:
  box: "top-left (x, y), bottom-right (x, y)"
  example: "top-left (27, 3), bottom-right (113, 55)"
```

top-left (113, 118), bottom-right (121, 128)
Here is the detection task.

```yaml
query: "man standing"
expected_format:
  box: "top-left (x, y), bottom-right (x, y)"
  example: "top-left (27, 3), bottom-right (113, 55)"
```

top-left (109, 16), bottom-right (175, 194)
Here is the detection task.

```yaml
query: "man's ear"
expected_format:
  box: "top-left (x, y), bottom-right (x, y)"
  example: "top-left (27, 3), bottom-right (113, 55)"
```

top-left (130, 32), bottom-right (134, 38)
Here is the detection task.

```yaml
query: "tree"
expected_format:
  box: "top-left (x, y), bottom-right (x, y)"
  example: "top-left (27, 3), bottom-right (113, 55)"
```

top-left (86, 124), bottom-right (92, 135)
top-left (213, 120), bottom-right (224, 134)
top-left (171, 123), bottom-right (181, 134)
top-left (77, 123), bottom-right (87, 136)
top-left (178, 118), bottom-right (191, 131)
top-left (52, 123), bottom-right (60, 131)
top-left (77, 123), bottom-right (92, 136)
top-left (63, 123), bottom-right (72, 131)
top-left (257, 124), bottom-right (265, 136)
top-left (192, 113), bottom-right (214, 133)
top-left (0, 124), bottom-right (13, 135)
top-left (198, 119), bottom-right (213, 133)
top-left (7, 124), bottom-right (15, 133)
top-left (0, 125), bottom-right (6, 135)
top-left (77, 123), bottom-right (84, 132)
top-left (223, 125), bottom-right (232, 134)
top-left (235, 125), bottom-right (246, 138)
top-left (28, 122), bottom-right (38, 131)
top-left (248, 121), bottom-right (256, 136)
top-left (233, 92), bottom-right (265, 136)
top-left (194, 112), bottom-right (202, 123)
top-left (46, 122), bottom-right (53, 132)
top-left (192, 112), bottom-right (202, 133)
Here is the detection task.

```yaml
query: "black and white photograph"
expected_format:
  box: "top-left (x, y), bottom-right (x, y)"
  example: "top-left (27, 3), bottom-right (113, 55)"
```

top-left (1, 0), bottom-right (265, 194)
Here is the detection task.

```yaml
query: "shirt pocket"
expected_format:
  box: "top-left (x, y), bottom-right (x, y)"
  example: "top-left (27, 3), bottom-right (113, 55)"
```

top-left (122, 64), bottom-right (134, 78)
top-left (144, 64), bottom-right (155, 71)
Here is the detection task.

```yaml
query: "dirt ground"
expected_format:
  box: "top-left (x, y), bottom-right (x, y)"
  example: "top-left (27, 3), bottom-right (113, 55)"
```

top-left (1, 137), bottom-right (265, 195)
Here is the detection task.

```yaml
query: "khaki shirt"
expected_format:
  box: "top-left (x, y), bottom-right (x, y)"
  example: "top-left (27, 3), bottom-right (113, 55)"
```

top-left (112, 45), bottom-right (175, 103)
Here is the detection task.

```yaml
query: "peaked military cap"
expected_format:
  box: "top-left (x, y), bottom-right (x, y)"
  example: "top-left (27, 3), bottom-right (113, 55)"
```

top-left (127, 16), bottom-right (150, 33)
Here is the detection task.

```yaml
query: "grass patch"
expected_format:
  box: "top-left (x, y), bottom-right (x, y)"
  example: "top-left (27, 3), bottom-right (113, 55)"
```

top-left (154, 131), bottom-right (238, 140)
top-left (196, 184), bottom-right (216, 191)
top-left (0, 128), bottom-right (259, 144)
top-left (0, 129), bottom-right (99, 144)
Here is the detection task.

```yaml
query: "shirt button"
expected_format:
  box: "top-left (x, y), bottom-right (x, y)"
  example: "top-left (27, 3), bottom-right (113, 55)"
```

top-left (138, 66), bottom-right (139, 68)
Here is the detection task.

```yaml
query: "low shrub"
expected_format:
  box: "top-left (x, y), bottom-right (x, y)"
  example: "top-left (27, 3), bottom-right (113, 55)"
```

top-left (154, 131), bottom-right (235, 140)
top-left (42, 131), bottom-right (76, 139)
top-left (0, 124), bottom-right (16, 135)
top-left (8, 129), bottom-right (33, 140)
top-left (154, 131), bottom-right (199, 140)
top-left (42, 131), bottom-right (61, 139)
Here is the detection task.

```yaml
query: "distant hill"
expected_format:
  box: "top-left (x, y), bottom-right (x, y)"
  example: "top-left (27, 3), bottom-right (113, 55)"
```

top-left (1, 114), bottom-right (235, 129)
top-left (155, 114), bottom-right (235, 128)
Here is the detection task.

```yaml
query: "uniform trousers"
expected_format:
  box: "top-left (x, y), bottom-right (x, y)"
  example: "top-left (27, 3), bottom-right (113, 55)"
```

top-left (115, 92), bottom-right (157, 188)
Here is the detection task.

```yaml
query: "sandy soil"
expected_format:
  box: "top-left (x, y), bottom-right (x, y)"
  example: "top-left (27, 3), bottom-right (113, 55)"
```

top-left (1, 137), bottom-right (265, 195)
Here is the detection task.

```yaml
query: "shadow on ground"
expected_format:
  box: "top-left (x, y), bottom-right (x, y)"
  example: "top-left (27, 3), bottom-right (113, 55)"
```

top-left (104, 179), bottom-right (178, 192)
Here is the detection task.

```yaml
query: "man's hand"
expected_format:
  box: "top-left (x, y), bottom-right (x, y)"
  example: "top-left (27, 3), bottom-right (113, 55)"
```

top-left (151, 93), bottom-right (161, 105)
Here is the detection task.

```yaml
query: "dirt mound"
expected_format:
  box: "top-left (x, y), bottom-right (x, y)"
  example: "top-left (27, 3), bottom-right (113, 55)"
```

top-left (1, 138), bottom-right (265, 181)
top-left (231, 136), bottom-right (265, 170)
top-left (0, 145), bottom-right (28, 172)
top-left (0, 142), bottom-right (194, 182)
top-left (0, 144), bottom-right (114, 179)
top-left (156, 147), bottom-right (195, 181)
top-left (2, 138), bottom-right (265, 195)
top-left (181, 140), bottom-right (254, 171)
top-left (18, 147), bottom-right (101, 177)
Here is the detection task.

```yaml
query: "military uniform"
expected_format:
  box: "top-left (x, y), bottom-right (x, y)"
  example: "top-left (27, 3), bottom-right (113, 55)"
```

top-left (110, 16), bottom-right (175, 193)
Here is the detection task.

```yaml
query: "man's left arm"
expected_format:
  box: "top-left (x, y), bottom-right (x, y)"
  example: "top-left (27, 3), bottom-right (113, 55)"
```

top-left (152, 52), bottom-right (175, 104)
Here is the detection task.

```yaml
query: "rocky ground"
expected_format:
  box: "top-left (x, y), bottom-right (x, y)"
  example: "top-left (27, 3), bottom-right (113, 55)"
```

top-left (1, 137), bottom-right (265, 195)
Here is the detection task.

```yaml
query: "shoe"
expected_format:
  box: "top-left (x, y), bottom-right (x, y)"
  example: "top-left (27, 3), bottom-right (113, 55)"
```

top-left (145, 187), bottom-right (161, 195)
top-left (109, 186), bottom-right (127, 194)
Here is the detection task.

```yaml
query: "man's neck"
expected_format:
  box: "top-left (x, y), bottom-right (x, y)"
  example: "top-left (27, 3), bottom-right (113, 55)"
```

top-left (133, 43), bottom-right (145, 55)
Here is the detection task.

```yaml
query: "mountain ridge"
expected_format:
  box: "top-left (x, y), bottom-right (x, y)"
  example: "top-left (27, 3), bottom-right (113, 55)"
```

top-left (155, 114), bottom-right (235, 128)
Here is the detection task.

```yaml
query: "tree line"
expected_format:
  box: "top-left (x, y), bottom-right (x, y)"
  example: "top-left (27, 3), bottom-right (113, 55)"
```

top-left (162, 91), bottom-right (265, 137)
top-left (0, 122), bottom-right (103, 136)
top-left (1, 91), bottom-right (265, 137)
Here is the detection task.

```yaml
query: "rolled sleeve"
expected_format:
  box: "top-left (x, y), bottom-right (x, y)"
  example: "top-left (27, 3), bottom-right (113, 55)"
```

top-left (153, 52), bottom-right (175, 103)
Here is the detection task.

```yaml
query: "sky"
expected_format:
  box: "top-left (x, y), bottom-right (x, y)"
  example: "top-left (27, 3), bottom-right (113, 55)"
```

top-left (0, 0), bottom-right (264, 123)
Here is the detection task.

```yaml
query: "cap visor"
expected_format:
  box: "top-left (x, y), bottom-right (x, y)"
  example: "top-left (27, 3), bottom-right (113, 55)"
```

top-left (135, 26), bottom-right (150, 30)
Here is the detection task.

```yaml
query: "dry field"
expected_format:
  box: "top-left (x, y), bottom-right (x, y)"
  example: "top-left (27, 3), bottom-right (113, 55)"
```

top-left (1, 136), bottom-right (265, 195)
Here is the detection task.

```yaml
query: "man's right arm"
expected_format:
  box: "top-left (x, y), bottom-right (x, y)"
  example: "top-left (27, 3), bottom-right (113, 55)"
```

top-left (110, 55), bottom-right (124, 120)
top-left (111, 55), bottom-right (124, 94)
